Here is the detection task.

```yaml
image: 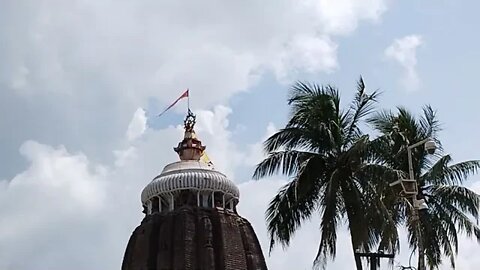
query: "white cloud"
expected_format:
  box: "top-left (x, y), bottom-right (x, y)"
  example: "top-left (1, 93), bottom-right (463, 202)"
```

top-left (113, 146), bottom-right (137, 167)
top-left (1, 106), bottom-right (480, 269)
top-left (1, 1), bottom-right (478, 269)
top-left (194, 105), bottom-right (243, 178)
top-left (0, 106), bottom-right (253, 270)
top-left (0, 106), bottom-right (340, 270)
top-left (304, 0), bottom-right (387, 35)
top-left (385, 35), bottom-right (424, 90)
top-left (0, 0), bottom-right (390, 176)
top-left (273, 35), bottom-right (339, 80)
top-left (0, 141), bottom-right (110, 270)
top-left (0, 1), bottom-right (405, 269)
top-left (244, 122), bottom-right (277, 167)
top-left (0, 0), bottom-right (388, 104)
top-left (10, 66), bottom-right (30, 92)
top-left (126, 108), bottom-right (147, 141)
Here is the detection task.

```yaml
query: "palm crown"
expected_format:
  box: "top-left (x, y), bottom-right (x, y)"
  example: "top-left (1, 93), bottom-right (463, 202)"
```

top-left (253, 78), bottom-right (399, 269)
top-left (369, 106), bottom-right (480, 269)
top-left (254, 79), bottom-right (480, 269)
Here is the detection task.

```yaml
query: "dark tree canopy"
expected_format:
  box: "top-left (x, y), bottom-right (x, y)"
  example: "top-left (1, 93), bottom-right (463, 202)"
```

top-left (369, 106), bottom-right (480, 269)
top-left (253, 78), bottom-right (400, 269)
top-left (254, 79), bottom-right (480, 270)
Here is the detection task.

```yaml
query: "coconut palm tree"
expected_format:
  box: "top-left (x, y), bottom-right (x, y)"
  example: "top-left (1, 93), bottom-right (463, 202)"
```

top-left (253, 78), bottom-right (399, 270)
top-left (369, 106), bottom-right (480, 269)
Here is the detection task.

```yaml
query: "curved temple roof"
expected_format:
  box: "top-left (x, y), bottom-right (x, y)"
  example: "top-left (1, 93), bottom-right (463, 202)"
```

top-left (141, 160), bottom-right (240, 204)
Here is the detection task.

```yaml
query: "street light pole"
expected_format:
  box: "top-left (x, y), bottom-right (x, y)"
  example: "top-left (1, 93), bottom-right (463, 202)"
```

top-left (407, 138), bottom-right (430, 180)
top-left (407, 138), bottom-right (431, 270)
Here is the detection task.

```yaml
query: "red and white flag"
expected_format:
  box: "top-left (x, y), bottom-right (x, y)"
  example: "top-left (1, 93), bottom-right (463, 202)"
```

top-left (158, 89), bottom-right (189, 117)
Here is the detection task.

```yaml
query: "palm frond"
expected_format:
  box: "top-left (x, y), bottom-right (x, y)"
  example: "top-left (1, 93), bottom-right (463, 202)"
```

top-left (419, 105), bottom-right (441, 138)
top-left (428, 185), bottom-right (480, 221)
top-left (263, 127), bottom-right (317, 152)
top-left (414, 185), bottom-right (480, 268)
top-left (341, 174), bottom-right (377, 251)
top-left (368, 109), bottom-right (396, 134)
top-left (252, 150), bottom-right (317, 179)
top-left (286, 82), bottom-right (343, 152)
top-left (422, 157), bottom-right (480, 186)
top-left (433, 196), bottom-right (480, 244)
top-left (258, 78), bottom-right (412, 270)
top-left (325, 85), bottom-right (341, 115)
top-left (344, 77), bottom-right (381, 146)
top-left (357, 163), bottom-right (406, 190)
top-left (314, 172), bottom-right (341, 267)
top-left (420, 155), bottom-right (452, 184)
top-left (421, 196), bottom-right (460, 268)
top-left (424, 209), bottom-right (456, 268)
top-left (266, 156), bottom-right (326, 251)
top-left (287, 82), bottom-right (338, 124)
top-left (288, 81), bottom-right (318, 104)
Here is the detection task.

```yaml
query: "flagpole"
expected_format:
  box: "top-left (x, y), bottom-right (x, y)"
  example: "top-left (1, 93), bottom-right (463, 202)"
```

top-left (187, 89), bottom-right (190, 113)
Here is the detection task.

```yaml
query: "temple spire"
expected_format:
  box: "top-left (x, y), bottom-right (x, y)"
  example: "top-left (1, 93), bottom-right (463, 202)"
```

top-left (174, 110), bottom-right (206, 161)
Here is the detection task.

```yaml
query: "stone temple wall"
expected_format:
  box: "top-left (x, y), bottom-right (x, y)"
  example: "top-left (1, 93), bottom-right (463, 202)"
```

top-left (122, 207), bottom-right (268, 270)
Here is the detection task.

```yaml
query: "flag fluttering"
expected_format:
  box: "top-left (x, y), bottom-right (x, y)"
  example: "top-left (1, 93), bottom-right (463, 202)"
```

top-left (200, 151), bottom-right (214, 168)
top-left (158, 89), bottom-right (189, 117)
top-left (156, 89), bottom-right (213, 167)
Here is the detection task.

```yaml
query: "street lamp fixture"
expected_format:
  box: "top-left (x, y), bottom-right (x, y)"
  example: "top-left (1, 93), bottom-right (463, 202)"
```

top-left (389, 137), bottom-right (436, 270)
top-left (389, 178), bottom-right (418, 195)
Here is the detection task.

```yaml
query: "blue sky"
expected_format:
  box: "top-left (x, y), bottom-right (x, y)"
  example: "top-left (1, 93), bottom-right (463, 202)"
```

top-left (1, 0), bottom-right (480, 269)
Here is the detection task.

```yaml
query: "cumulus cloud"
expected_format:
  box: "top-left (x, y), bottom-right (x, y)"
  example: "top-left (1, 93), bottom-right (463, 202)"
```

top-left (126, 108), bottom-right (147, 141)
top-left (0, 0), bottom-right (390, 177)
top-left (273, 35), bottom-right (339, 80)
top-left (304, 0), bottom-right (387, 35)
top-left (2, 105), bottom-right (479, 270)
top-left (243, 122), bottom-right (277, 167)
top-left (0, 0), bottom-right (388, 101)
top-left (0, 105), bottom-right (361, 270)
top-left (0, 111), bottom-right (184, 269)
top-left (0, 141), bottom-right (110, 270)
top-left (0, 1), bottom-right (403, 269)
top-left (0, 107), bottom-right (268, 270)
top-left (385, 35), bottom-right (424, 90)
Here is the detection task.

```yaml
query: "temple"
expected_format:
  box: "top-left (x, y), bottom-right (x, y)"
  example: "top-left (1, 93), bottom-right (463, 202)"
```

top-left (121, 110), bottom-right (268, 270)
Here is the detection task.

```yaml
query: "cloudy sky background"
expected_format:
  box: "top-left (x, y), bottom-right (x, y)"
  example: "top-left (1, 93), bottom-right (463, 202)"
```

top-left (1, 0), bottom-right (480, 269)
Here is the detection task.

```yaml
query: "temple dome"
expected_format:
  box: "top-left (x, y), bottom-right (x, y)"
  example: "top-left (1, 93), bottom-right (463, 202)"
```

top-left (141, 160), bottom-right (240, 205)
top-left (122, 109), bottom-right (267, 270)
top-left (139, 110), bottom-right (241, 214)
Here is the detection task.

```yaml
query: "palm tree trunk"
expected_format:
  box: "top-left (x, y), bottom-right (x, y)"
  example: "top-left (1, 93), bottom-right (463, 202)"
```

top-left (354, 253), bottom-right (363, 270)
top-left (417, 224), bottom-right (426, 270)
top-left (350, 238), bottom-right (363, 270)
top-left (418, 250), bottom-right (426, 270)
top-left (413, 205), bottom-right (426, 270)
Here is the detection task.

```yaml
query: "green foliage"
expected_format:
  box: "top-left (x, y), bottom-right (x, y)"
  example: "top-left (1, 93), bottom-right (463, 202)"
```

top-left (253, 78), bottom-right (398, 269)
top-left (254, 78), bottom-right (480, 269)
top-left (369, 106), bottom-right (480, 269)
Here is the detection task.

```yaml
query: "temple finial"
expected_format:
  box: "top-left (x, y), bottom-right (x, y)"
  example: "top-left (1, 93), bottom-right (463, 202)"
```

top-left (184, 109), bottom-right (196, 134)
top-left (174, 109), bottom-right (206, 160)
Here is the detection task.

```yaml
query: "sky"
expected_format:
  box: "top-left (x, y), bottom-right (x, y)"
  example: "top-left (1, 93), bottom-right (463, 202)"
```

top-left (1, 0), bottom-right (480, 269)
